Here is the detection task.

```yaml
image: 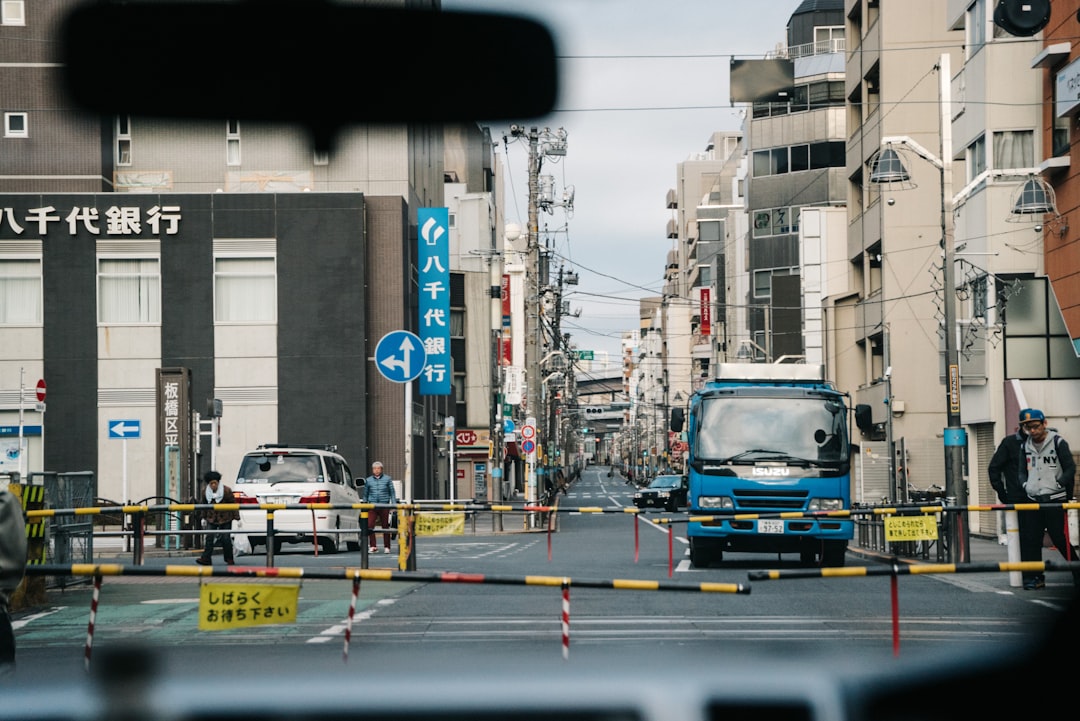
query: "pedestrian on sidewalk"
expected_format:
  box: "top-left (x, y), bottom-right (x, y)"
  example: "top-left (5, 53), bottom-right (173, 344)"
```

top-left (1016, 408), bottom-right (1078, 590)
top-left (196, 471), bottom-right (239, 566)
top-left (0, 484), bottom-right (27, 674)
top-left (363, 462), bottom-right (397, 554)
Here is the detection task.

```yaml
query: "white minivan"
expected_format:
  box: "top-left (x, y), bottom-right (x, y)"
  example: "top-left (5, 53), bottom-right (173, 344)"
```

top-left (231, 444), bottom-right (362, 554)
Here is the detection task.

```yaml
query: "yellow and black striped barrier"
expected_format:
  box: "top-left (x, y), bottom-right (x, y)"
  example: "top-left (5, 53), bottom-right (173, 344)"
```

top-left (25, 562), bottom-right (750, 594)
top-left (748, 559), bottom-right (1080, 581)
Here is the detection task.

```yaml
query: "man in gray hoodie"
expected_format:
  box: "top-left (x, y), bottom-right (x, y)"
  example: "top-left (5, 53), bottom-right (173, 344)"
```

top-left (1016, 408), bottom-right (1078, 590)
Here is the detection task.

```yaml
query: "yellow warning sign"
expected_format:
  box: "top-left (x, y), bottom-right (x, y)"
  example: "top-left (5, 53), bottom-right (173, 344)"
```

top-left (416, 512), bottom-right (465, 536)
top-left (884, 515), bottom-right (938, 542)
top-left (198, 583), bottom-right (299, 630)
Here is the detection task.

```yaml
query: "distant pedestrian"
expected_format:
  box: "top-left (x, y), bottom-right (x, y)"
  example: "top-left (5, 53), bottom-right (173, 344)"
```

top-left (196, 471), bottom-right (239, 566)
top-left (0, 484), bottom-right (26, 673)
top-left (1015, 408), bottom-right (1078, 590)
top-left (363, 462), bottom-right (397, 554)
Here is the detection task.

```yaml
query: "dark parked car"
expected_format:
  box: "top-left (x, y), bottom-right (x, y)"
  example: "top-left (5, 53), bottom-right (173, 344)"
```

top-left (633, 474), bottom-right (688, 511)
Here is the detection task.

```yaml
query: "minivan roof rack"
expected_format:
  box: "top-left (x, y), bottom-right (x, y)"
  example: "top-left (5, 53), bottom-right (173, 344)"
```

top-left (256, 443), bottom-right (338, 453)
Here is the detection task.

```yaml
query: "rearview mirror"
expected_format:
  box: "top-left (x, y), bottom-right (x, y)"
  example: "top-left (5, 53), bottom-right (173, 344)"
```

top-left (59, 1), bottom-right (560, 152)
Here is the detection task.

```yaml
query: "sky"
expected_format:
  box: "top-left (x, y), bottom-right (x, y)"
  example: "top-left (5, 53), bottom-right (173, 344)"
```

top-left (443, 0), bottom-right (806, 365)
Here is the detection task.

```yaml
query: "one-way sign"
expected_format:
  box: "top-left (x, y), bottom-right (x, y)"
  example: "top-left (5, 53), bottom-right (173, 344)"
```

top-left (108, 419), bottom-right (141, 439)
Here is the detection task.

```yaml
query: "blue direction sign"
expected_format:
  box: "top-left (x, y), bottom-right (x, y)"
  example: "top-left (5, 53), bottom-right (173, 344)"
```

top-left (108, 419), bottom-right (141, 439)
top-left (375, 330), bottom-right (426, 383)
top-left (502, 418), bottom-right (515, 434)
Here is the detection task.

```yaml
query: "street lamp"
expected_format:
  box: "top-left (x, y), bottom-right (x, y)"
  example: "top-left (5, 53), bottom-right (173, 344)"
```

top-left (869, 53), bottom-right (1058, 562)
top-left (868, 52), bottom-right (967, 561)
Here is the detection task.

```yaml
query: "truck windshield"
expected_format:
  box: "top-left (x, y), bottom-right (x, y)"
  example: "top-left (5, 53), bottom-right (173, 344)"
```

top-left (696, 396), bottom-right (847, 464)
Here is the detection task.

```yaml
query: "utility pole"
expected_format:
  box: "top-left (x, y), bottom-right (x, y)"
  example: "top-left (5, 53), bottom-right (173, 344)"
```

top-left (510, 125), bottom-right (569, 501)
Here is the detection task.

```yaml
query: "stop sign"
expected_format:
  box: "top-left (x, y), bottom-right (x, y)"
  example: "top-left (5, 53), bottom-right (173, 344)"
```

top-left (35, 379), bottom-right (46, 402)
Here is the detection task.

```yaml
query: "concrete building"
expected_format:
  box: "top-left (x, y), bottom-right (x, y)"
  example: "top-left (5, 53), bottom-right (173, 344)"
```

top-left (744, 0), bottom-right (847, 363)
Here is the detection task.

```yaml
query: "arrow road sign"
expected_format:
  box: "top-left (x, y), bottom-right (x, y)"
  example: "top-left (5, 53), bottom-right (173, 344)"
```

top-left (375, 330), bottom-right (426, 383)
top-left (108, 419), bottom-right (141, 439)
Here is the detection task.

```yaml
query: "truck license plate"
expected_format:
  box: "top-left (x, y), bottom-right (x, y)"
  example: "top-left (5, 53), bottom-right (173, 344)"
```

top-left (758, 519), bottom-right (784, 534)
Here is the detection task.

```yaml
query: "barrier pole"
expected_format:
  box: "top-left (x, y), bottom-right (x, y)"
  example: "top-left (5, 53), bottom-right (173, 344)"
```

top-left (266, 511), bottom-right (276, 567)
top-left (311, 509), bottom-right (319, 557)
top-left (560, 578), bottom-right (570, 660)
top-left (1005, 510), bottom-right (1021, 587)
top-left (84, 573), bottom-right (102, 672)
top-left (668, 524), bottom-right (674, 578)
top-left (633, 514), bottom-right (640, 563)
top-left (343, 573), bottom-right (360, 664)
top-left (547, 508), bottom-right (554, 562)
top-left (890, 559), bottom-right (900, 657)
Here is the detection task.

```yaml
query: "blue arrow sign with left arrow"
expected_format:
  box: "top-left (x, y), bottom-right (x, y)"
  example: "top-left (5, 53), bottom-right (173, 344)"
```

top-left (375, 330), bottom-right (426, 383)
top-left (109, 419), bottom-right (141, 439)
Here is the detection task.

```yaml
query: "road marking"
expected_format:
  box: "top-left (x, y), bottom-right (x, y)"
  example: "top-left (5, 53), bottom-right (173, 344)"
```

top-left (308, 598), bottom-right (397, 643)
top-left (12, 606), bottom-right (65, 629)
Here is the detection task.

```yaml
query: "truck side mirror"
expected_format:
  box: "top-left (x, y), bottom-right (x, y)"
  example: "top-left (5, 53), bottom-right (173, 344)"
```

top-left (854, 404), bottom-right (873, 432)
top-left (670, 408), bottom-right (685, 433)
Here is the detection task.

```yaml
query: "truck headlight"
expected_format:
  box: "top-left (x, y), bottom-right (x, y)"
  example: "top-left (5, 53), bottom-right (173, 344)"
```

top-left (698, 496), bottom-right (733, 509)
top-left (809, 498), bottom-right (844, 511)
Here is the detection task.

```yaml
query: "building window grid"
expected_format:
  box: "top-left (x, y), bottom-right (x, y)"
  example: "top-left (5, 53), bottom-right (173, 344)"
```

top-left (0, 256), bottom-right (41, 325)
top-left (213, 255), bottom-right (276, 323)
top-left (117, 115), bottom-right (132, 166)
top-left (1, 0), bottom-right (25, 25)
top-left (97, 257), bottom-right (161, 325)
top-left (752, 206), bottom-right (802, 239)
top-left (4, 112), bottom-right (27, 138)
top-left (1002, 276), bottom-right (1080, 380)
top-left (226, 120), bottom-right (241, 166)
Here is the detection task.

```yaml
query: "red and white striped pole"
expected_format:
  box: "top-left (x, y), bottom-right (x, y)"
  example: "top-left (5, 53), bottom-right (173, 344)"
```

top-left (84, 574), bottom-right (102, 672)
top-left (343, 574), bottom-right (360, 663)
top-left (560, 579), bottom-right (570, 660)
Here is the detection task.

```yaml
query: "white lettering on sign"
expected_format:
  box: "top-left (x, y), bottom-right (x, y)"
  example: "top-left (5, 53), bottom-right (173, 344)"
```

top-left (163, 381), bottom-right (180, 446)
top-left (751, 467), bottom-right (790, 476)
top-left (0, 205), bottom-right (182, 236)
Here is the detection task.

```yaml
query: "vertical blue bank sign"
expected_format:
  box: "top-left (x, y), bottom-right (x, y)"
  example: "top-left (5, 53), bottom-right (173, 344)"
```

top-left (418, 207), bottom-right (451, 395)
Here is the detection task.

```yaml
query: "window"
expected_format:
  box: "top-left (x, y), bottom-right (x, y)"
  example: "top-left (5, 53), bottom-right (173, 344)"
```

top-left (967, 135), bottom-right (986, 183)
top-left (226, 119), bottom-right (241, 166)
top-left (967, 0), bottom-right (985, 58)
top-left (790, 144), bottom-right (809, 172)
top-left (214, 256), bottom-right (276, 322)
top-left (4, 112), bottom-right (27, 138)
top-left (992, 130), bottom-right (1033, 176)
top-left (117, 115), bottom-right (131, 166)
top-left (98, 258), bottom-right (161, 324)
top-left (753, 269), bottom-right (771, 299)
top-left (1002, 276), bottom-right (1080, 379)
top-left (0, 257), bottom-right (41, 324)
top-left (751, 206), bottom-right (801, 238)
top-left (1, 0), bottom-right (25, 25)
top-left (813, 26), bottom-right (844, 54)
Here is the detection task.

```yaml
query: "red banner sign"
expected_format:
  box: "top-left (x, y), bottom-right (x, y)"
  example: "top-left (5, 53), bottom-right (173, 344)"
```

top-left (700, 288), bottom-right (711, 336)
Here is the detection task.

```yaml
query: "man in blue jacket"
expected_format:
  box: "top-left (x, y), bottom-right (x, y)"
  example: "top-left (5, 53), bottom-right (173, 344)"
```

top-left (363, 462), bottom-right (397, 554)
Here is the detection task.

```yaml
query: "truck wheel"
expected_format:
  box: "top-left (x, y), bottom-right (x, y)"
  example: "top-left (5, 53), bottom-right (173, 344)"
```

top-left (689, 541), bottom-right (720, 568)
top-left (822, 540), bottom-right (847, 567)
